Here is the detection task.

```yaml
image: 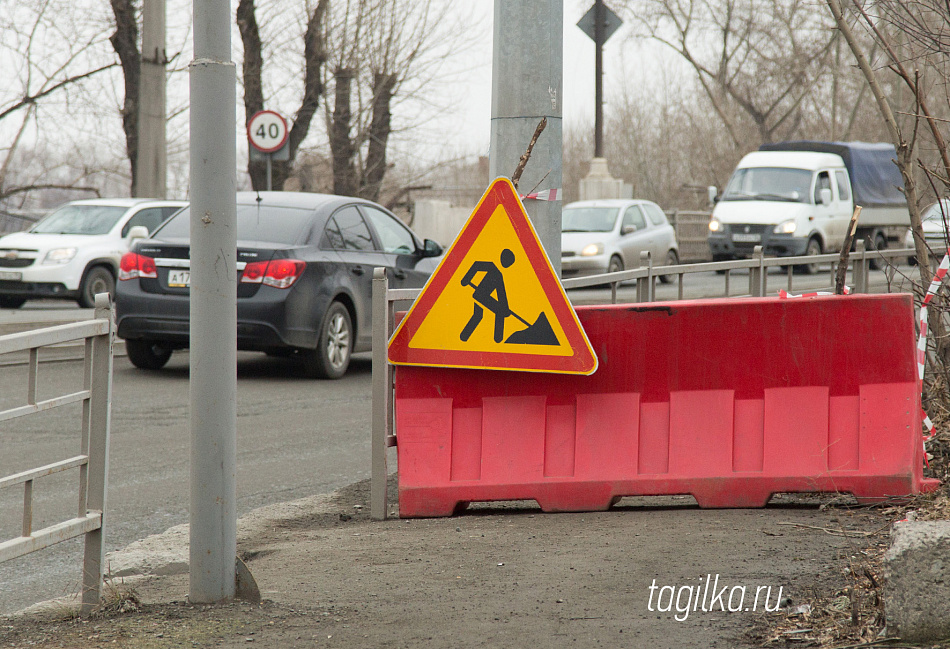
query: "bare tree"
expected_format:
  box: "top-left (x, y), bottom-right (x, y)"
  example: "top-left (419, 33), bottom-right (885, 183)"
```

top-left (0, 0), bottom-right (115, 206)
top-left (625, 0), bottom-right (837, 147)
top-left (824, 0), bottom-right (950, 439)
top-left (109, 0), bottom-right (141, 194)
top-left (322, 0), bottom-right (476, 201)
top-left (237, 0), bottom-right (328, 191)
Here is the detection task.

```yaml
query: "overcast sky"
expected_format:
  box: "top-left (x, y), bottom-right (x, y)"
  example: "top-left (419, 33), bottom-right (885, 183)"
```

top-left (445, 0), bottom-right (644, 156)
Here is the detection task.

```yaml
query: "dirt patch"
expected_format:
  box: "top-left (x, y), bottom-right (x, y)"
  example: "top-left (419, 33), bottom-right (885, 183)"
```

top-left (2, 476), bottom-right (949, 649)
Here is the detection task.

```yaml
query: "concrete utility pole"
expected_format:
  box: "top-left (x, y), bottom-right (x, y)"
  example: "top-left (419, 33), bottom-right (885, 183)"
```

top-left (189, 0), bottom-right (237, 603)
top-left (489, 0), bottom-right (563, 275)
top-left (136, 0), bottom-right (167, 198)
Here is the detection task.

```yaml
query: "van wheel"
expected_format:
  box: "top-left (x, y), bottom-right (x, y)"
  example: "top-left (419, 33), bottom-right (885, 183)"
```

top-left (868, 233), bottom-right (887, 270)
top-left (78, 266), bottom-right (115, 308)
top-left (126, 339), bottom-right (173, 370)
top-left (301, 301), bottom-right (352, 379)
top-left (0, 297), bottom-right (25, 309)
top-left (796, 238), bottom-right (822, 275)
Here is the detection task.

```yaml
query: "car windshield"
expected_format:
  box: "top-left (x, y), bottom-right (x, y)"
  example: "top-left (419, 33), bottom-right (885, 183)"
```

top-left (562, 207), bottom-right (619, 233)
top-left (30, 205), bottom-right (128, 235)
top-left (155, 204), bottom-right (315, 244)
top-left (721, 168), bottom-right (812, 203)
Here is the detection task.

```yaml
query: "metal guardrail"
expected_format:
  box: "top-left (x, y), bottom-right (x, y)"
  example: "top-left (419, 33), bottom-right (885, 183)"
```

top-left (0, 294), bottom-right (114, 615)
top-left (369, 242), bottom-right (918, 519)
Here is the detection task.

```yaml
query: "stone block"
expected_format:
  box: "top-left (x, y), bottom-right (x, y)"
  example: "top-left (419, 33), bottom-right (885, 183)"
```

top-left (885, 520), bottom-right (950, 643)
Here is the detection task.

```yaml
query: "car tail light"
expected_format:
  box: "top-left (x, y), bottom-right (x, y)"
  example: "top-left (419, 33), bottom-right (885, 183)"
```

top-left (119, 252), bottom-right (158, 280)
top-left (240, 259), bottom-right (305, 289)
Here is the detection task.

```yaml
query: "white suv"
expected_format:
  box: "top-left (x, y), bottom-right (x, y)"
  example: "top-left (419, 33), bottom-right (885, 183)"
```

top-left (0, 198), bottom-right (186, 308)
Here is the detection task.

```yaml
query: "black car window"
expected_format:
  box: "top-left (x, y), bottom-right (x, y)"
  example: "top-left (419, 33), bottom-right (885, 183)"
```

top-left (323, 206), bottom-right (375, 251)
top-left (154, 205), bottom-right (314, 244)
top-left (360, 205), bottom-right (416, 254)
top-left (160, 206), bottom-right (183, 220)
top-left (621, 206), bottom-right (647, 231)
top-left (320, 216), bottom-right (345, 249)
top-left (121, 208), bottom-right (167, 236)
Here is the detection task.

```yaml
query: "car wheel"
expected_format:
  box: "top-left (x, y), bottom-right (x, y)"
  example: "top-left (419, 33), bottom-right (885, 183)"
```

top-left (868, 234), bottom-right (887, 271)
top-left (126, 339), bottom-right (173, 370)
top-left (0, 297), bottom-right (26, 309)
top-left (796, 238), bottom-right (822, 275)
top-left (78, 266), bottom-right (115, 308)
top-left (658, 250), bottom-right (679, 284)
top-left (607, 255), bottom-right (624, 274)
top-left (302, 301), bottom-right (352, 379)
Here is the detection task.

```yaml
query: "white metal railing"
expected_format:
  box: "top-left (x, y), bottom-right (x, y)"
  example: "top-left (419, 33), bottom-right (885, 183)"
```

top-left (369, 243), bottom-right (921, 519)
top-left (0, 293), bottom-right (114, 615)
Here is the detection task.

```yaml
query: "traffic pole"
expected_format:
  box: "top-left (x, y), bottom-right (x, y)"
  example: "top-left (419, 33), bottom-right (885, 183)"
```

top-left (189, 0), bottom-right (237, 603)
top-left (489, 0), bottom-right (563, 275)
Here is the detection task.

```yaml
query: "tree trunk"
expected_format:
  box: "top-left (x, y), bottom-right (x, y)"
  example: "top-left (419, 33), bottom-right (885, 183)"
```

top-left (330, 67), bottom-right (358, 197)
top-left (359, 72), bottom-right (397, 202)
top-left (109, 0), bottom-right (140, 194)
top-left (237, 0), bottom-right (266, 190)
top-left (238, 0), bottom-right (326, 191)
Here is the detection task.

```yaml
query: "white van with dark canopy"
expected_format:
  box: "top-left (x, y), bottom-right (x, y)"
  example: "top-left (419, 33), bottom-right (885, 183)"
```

top-left (707, 141), bottom-right (909, 273)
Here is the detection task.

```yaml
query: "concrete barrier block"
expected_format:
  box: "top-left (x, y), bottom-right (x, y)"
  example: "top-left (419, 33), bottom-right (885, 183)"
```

top-left (885, 521), bottom-right (950, 643)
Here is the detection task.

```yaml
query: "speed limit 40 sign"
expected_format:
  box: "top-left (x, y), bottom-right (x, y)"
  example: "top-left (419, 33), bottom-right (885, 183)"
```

top-left (247, 110), bottom-right (289, 154)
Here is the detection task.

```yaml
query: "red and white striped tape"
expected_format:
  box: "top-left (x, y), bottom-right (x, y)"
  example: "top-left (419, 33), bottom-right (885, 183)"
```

top-left (778, 287), bottom-right (850, 299)
top-left (521, 188), bottom-right (560, 201)
top-left (922, 249), bottom-right (950, 306)
top-left (915, 248), bottom-right (950, 452)
top-left (917, 305), bottom-right (929, 382)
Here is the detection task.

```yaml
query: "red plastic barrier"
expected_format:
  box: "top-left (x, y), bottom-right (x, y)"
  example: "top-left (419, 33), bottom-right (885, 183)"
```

top-left (394, 294), bottom-right (939, 517)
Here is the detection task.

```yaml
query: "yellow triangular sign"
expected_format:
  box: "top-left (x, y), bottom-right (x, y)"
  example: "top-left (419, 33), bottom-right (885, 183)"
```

top-left (388, 177), bottom-right (597, 374)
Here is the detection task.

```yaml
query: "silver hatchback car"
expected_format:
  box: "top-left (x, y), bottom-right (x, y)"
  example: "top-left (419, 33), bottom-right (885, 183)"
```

top-left (560, 199), bottom-right (679, 281)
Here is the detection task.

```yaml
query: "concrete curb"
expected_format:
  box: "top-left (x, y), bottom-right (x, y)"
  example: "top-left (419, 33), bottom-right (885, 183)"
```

top-left (9, 490), bottom-right (340, 617)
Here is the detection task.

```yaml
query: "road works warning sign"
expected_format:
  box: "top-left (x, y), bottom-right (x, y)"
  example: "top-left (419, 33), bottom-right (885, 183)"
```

top-left (388, 177), bottom-right (598, 374)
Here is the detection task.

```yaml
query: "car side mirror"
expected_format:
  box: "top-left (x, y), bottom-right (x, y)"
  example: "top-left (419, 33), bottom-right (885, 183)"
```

top-left (707, 186), bottom-right (718, 205)
top-left (819, 188), bottom-right (832, 206)
top-left (126, 225), bottom-right (150, 245)
top-left (621, 224), bottom-right (637, 235)
top-left (421, 239), bottom-right (442, 257)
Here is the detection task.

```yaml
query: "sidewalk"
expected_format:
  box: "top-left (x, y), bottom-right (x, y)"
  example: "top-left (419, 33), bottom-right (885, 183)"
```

top-left (0, 476), bottom-right (895, 649)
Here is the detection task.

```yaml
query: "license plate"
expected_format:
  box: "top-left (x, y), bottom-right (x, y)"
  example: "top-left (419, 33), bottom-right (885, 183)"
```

top-left (0, 271), bottom-right (22, 281)
top-left (167, 270), bottom-right (191, 287)
top-left (732, 233), bottom-right (761, 243)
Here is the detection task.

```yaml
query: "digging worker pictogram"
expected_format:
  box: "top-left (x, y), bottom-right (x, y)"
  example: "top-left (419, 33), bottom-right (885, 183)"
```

top-left (460, 249), bottom-right (516, 343)
top-left (459, 248), bottom-right (559, 346)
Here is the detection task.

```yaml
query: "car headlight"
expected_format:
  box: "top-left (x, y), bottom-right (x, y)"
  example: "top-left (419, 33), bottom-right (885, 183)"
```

top-left (708, 217), bottom-right (722, 232)
top-left (43, 247), bottom-right (77, 264)
top-left (773, 219), bottom-right (797, 234)
top-left (580, 243), bottom-right (603, 257)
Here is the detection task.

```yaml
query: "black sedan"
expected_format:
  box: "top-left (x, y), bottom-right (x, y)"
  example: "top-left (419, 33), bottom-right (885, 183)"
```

top-left (115, 191), bottom-right (442, 378)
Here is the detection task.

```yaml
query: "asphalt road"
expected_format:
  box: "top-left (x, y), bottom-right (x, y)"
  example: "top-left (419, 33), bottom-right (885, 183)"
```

top-left (0, 262), bottom-right (920, 614)
top-left (0, 347), bottom-right (377, 614)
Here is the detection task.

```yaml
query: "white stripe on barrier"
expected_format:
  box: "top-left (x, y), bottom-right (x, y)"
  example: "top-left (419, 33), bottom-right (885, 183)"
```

top-left (521, 188), bottom-right (560, 201)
